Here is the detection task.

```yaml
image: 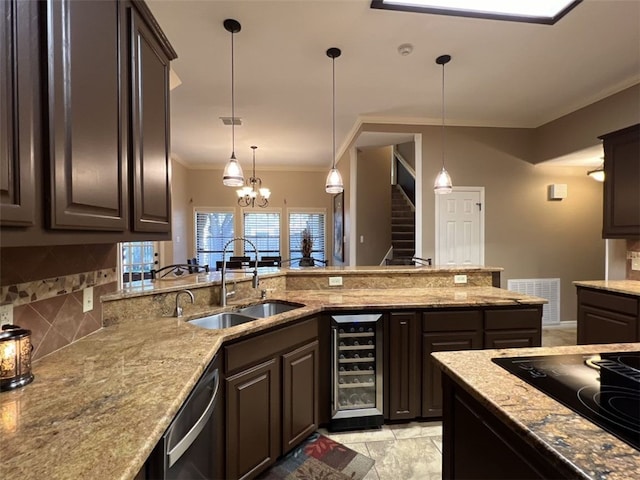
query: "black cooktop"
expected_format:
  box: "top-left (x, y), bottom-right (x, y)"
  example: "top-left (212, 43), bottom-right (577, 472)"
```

top-left (492, 351), bottom-right (640, 451)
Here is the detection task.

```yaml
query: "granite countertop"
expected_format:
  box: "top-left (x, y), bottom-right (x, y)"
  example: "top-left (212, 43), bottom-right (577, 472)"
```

top-left (0, 286), bottom-right (545, 480)
top-left (573, 279), bottom-right (640, 297)
top-left (432, 343), bottom-right (640, 480)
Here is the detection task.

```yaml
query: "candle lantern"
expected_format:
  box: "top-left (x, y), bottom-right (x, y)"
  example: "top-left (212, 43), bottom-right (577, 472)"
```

top-left (0, 325), bottom-right (34, 392)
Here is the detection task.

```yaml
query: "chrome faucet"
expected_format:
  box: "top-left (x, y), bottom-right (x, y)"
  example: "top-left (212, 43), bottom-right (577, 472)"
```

top-left (174, 289), bottom-right (194, 317)
top-left (220, 237), bottom-right (260, 307)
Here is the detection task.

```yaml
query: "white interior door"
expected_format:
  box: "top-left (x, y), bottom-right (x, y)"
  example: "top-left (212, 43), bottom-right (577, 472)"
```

top-left (435, 187), bottom-right (484, 266)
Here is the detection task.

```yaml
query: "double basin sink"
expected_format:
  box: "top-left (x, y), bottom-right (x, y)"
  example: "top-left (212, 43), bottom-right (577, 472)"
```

top-left (188, 300), bottom-right (304, 330)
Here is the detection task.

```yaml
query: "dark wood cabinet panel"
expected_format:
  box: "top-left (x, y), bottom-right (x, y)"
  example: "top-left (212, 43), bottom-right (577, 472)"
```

top-left (282, 340), bottom-right (319, 455)
top-left (422, 328), bottom-right (482, 418)
top-left (129, 7), bottom-right (171, 232)
top-left (46, 0), bottom-right (127, 230)
top-left (577, 287), bottom-right (639, 344)
top-left (387, 312), bottom-right (421, 420)
top-left (226, 358), bottom-right (280, 480)
top-left (600, 124), bottom-right (640, 238)
top-left (442, 374), bottom-right (565, 479)
top-left (484, 307), bottom-right (542, 349)
top-left (0, 0), bottom-right (37, 226)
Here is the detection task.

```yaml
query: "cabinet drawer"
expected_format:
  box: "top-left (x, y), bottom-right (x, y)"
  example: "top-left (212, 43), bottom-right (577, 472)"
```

top-left (578, 288), bottom-right (638, 316)
top-left (485, 308), bottom-right (541, 330)
top-left (225, 317), bottom-right (318, 374)
top-left (423, 310), bottom-right (482, 332)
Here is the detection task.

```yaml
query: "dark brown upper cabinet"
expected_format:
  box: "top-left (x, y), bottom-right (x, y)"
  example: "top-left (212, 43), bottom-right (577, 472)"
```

top-left (0, 0), bottom-right (37, 227)
top-left (129, 5), bottom-right (172, 232)
top-left (46, 0), bottom-right (127, 230)
top-left (600, 124), bottom-right (640, 239)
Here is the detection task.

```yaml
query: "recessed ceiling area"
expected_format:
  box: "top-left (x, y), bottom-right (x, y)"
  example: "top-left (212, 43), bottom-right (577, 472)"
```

top-left (147, 0), bottom-right (640, 170)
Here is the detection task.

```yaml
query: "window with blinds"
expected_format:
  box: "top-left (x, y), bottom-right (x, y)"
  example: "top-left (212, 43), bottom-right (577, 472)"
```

top-left (243, 211), bottom-right (281, 257)
top-left (195, 210), bottom-right (235, 266)
top-left (289, 212), bottom-right (325, 263)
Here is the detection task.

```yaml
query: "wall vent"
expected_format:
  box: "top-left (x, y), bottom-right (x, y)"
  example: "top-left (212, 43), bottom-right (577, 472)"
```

top-left (507, 278), bottom-right (560, 325)
top-left (220, 116), bottom-right (242, 126)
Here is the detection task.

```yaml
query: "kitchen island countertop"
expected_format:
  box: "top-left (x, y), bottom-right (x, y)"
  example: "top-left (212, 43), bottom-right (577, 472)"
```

top-left (0, 285), bottom-right (544, 480)
top-left (432, 343), bottom-right (640, 480)
top-left (573, 279), bottom-right (640, 297)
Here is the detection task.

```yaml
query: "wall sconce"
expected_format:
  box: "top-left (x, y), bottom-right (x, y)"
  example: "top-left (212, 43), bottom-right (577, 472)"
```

top-left (587, 164), bottom-right (605, 182)
top-left (0, 325), bottom-right (34, 392)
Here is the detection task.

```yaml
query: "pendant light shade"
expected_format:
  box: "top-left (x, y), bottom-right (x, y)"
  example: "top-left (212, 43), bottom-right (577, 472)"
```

top-left (222, 19), bottom-right (244, 187)
top-left (325, 47), bottom-right (344, 194)
top-left (434, 54), bottom-right (453, 195)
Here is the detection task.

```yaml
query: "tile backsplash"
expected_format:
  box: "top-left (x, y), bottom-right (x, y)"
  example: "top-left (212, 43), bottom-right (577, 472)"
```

top-left (0, 244), bottom-right (118, 360)
top-left (628, 239), bottom-right (640, 281)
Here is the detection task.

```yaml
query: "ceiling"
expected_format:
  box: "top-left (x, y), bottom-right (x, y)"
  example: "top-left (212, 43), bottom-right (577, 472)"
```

top-left (147, 0), bottom-right (640, 170)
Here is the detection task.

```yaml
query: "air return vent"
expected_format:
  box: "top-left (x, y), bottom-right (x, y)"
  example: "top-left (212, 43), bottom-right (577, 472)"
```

top-left (507, 278), bottom-right (560, 325)
top-left (220, 116), bottom-right (242, 126)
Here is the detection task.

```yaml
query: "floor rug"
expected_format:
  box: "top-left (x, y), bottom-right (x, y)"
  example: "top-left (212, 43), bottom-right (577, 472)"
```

top-left (257, 432), bottom-right (375, 480)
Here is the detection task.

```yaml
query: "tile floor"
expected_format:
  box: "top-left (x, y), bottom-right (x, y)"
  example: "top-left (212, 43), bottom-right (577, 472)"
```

top-left (321, 322), bottom-right (578, 480)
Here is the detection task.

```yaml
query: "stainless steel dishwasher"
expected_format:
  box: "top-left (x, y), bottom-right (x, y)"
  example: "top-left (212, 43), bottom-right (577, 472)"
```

top-left (146, 354), bottom-right (223, 479)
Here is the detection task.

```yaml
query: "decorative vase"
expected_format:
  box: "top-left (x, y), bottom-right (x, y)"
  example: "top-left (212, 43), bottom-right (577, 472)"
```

top-left (299, 257), bottom-right (315, 267)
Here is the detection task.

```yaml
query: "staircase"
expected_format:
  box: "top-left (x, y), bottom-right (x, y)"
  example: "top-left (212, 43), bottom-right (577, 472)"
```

top-left (390, 184), bottom-right (415, 263)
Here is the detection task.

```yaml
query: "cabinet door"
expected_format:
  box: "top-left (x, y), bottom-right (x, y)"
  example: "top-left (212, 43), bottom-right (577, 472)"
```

top-left (226, 358), bottom-right (280, 480)
top-left (601, 124), bottom-right (640, 238)
top-left (282, 340), bottom-right (318, 455)
top-left (46, 0), bottom-right (127, 230)
top-left (577, 305), bottom-right (638, 344)
top-left (387, 312), bottom-right (420, 420)
top-left (129, 7), bottom-right (171, 233)
top-left (422, 330), bottom-right (482, 417)
top-left (484, 307), bottom-right (542, 349)
top-left (0, 0), bottom-right (37, 227)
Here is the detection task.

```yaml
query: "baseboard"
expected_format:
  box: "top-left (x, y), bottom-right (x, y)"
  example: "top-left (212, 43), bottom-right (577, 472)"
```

top-left (543, 320), bottom-right (576, 329)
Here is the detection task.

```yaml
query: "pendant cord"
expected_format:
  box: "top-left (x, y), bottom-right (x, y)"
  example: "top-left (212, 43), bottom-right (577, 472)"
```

top-left (332, 56), bottom-right (336, 170)
top-left (441, 61), bottom-right (445, 169)
top-left (231, 29), bottom-right (236, 159)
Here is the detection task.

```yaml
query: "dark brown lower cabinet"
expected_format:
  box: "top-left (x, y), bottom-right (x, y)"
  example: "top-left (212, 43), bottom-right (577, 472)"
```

top-left (577, 287), bottom-right (639, 344)
top-left (386, 312), bottom-right (421, 420)
top-left (226, 359), bottom-right (280, 480)
top-left (282, 340), bottom-right (319, 454)
top-left (422, 310), bottom-right (483, 418)
top-left (224, 318), bottom-right (319, 479)
top-left (484, 307), bottom-right (543, 349)
top-left (442, 374), bottom-right (566, 479)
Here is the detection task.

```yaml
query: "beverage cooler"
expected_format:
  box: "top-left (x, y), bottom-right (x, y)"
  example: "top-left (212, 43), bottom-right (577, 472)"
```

top-left (330, 313), bottom-right (383, 431)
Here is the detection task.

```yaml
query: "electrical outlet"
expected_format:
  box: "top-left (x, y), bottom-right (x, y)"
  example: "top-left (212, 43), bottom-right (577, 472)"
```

top-left (632, 258), bottom-right (640, 271)
top-left (0, 304), bottom-right (13, 326)
top-left (83, 287), bottom-right (94, 313)
top-left (454, 274), bottom-right (468, 284)
top-left (329, 276), bottom-right (343, 287)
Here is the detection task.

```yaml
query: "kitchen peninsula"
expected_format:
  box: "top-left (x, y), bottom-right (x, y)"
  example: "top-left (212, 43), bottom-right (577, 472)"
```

top-left (433, 343), bottom-right (640, 480)
top-left (1, 265), bottom-right (547, 480)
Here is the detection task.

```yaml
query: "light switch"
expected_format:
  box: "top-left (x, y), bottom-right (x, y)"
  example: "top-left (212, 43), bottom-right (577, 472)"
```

top-left (83, 287), bottom-right (94, 313)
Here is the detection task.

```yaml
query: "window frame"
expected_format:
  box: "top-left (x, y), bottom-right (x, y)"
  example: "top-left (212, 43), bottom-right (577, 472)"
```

top-left (194, 207), bottom-right (236, 268)
top-left (287, 208), bottom-right (327, 265)
top-left (240, 207), bottom-right (282, 260)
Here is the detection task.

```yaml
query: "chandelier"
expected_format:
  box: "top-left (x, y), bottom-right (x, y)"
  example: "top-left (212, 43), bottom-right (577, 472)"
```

top-left (237, 146), bottom-right (271, 207)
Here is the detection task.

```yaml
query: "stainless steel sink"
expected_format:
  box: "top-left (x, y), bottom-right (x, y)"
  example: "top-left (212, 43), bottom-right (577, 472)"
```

top-left (188, 312), bottom-right (255, 329)
top-left (187, 301), bottom-right (305, 330)
top-left (236, 301), bottom-right (304, 318)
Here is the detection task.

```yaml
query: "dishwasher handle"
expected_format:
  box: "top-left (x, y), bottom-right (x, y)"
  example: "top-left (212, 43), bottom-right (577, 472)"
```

top-left (167, 368), bottom-right (220, 468)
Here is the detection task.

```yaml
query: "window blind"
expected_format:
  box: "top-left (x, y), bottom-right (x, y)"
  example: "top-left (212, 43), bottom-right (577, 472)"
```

top-left (289, 212), bottom-right (325, 262)
top-left (243, 212), bottom-right (281, 257)
top-left (195, 211), bottom-right (235, 266)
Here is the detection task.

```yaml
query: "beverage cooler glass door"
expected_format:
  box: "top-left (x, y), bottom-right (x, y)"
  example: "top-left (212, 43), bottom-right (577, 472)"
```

top-left (331, 313), bottom-right (383, 430)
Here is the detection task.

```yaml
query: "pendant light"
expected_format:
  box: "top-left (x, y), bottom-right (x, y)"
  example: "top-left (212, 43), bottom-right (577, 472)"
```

top-left (434, 54), bottom-right (453, 194)
top-left (587, 159), bottom-right (605, 182)
top-left (222, 19), bottom-right (244, 187)
top-left (325, 47), bottom-right (344, 194)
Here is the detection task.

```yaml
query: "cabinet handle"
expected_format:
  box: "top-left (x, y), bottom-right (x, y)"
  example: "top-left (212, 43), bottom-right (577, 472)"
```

top-left (167, 369), bottom-right (220, 467)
